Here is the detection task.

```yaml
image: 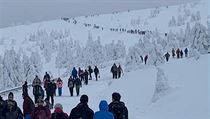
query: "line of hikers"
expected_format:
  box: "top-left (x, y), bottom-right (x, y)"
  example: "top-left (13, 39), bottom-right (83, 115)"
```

top-left (0, 92), bottom-right (128, 119)
top-left (164, 48), bottom-right (188, 62)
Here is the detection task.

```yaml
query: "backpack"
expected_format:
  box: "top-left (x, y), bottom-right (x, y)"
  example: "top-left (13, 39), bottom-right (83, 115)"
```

top-left (111, 102), bottom-right (126, 119)
top-left (33, 85), bottom-right (42, 96)
top-left (33, 107), bottom-right (48, 119)
top-left (68, 79), bottom-right (74, 88)
top-left (51, 112), bottom-right (68, 119)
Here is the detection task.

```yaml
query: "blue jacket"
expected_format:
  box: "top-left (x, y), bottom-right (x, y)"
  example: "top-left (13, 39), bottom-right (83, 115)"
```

top-left (93, 100), bottom-right (114, 119)
top-left (71, 67), bottom-right (78, 78)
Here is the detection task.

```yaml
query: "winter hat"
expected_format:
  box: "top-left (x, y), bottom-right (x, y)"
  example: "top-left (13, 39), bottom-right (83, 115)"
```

top-left (54, 103), bottom-right (63, 110)
top-left (80, 94), bottom-right (88, 104)
top-left (112, 92), bottom-right (121, 101)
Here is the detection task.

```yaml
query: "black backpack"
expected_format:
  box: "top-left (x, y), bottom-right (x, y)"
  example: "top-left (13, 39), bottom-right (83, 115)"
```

top-left (33, 85), bottom-right (41, 96)
top-left (111, 102), bottom-right (126, 119)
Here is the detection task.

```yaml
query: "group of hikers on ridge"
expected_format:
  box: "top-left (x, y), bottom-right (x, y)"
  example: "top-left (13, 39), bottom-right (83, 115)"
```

top-left (164, 48), bottom-right (188, 62)
top-left (0, 92), bottom-right (128, 119)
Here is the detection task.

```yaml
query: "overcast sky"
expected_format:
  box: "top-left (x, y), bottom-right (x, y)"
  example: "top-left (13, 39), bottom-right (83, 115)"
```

top-left (0, 0), bottom-right (196, 28)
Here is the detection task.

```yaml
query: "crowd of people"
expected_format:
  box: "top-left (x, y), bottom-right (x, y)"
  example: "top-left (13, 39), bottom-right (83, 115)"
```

top-left (0, 92), bottom-right (128, 119)
top-left (0, 64), bottom-right (128, 119)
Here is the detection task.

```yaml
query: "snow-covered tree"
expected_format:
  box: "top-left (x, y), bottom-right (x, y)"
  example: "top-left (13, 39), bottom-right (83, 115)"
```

top-left (151, 68), bottom-right (171, 103)
top-left (177, 15), bottom-right (185, 26)
top-left (190, 23), bottom-right (209, 54)
top-left (169, 16), bottom-right (176, 27)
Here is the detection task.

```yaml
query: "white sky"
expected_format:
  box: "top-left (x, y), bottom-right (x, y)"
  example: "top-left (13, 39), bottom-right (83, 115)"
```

top-left (0, 0), bottom-right (197, 28)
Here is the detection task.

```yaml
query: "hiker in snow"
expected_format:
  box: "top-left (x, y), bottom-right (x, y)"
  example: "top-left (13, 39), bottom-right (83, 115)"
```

top-left (78, 67), bottom-right (84, 81)
top-left (56, 77), bottom-right (63, 96)
top-left (22, 81), bottom-right (28, 95)
top-left (111, 63), bottom-right (118, 79)
top-left (184, 48), bottom-right (188, 57)
top-left (117, 64), bottom-right (123, 78)
top-left (71, 67), bottom-right (78, 79)
top-left (33, 84), bottom-right (44, 103)
top-left (32, 75), bottom-right (41, 87)
top-left (51, 103), bottom-right (68, 119)
top-left (144, 55), bottom-right (148, 64)
top-left (46, 80), bottom-right (55, 106)
top-left (32, 98), bottom-right (51, 119)
top-left (22, 93), bottom-right (34, 119)
top-left (180, 50), bottom-right (184, 58)
top-left (4, 92), bottom-right (23, 119)
top-left (69, 95), bottom-right (94, 119)
top-left (94, 66), bottom-right (100, 81)
top-left (176, 48), bottom-right (180, 58)
top-left (172, 48), bottom-right (175, 58)
top-left (74, 77), bottom-right (82, 96)
top-left (52, 80), bottom-right (57, 96)
top-left (93, 100), bottom-right (114, 119)
top-left (140, 55), bottom-right (144, 63)
top-left (164, 52), bottom-right (170, 62)
top-left (44, 98), bottom-right (53, 110)
top-left (88, 66), bottom-right (93, 80)
top-left (84, 69), bottom-right (89, 85)
top-left (44, 72), bottom-right (51, 81)
top-left (109, 92), bottom-right (128, 119)
top-left (68, 76), bottom-right (74, 96)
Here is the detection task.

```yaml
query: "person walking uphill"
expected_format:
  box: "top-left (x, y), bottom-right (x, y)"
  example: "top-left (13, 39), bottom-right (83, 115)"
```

top-left (22, 93), bottom-right (35, 119)
top-left (88, 66), bottom-right (93, 80)
top-left (56, 77), bottom-right (63, 96)
top-left (93, 100), bottom-right (114, 119)
top-left (164, 52), bottom-right (170, 62)
top-left (74, 77), bottom-right (82, 96)
top-left (144, 55), bottom-right (148, 64)
top-left (68, 76), bottom-right (74, 96)
top-left (32, 98), bottom-right (51, 119)
top-left (117, 65), bottom-right (123, 78)
top-left (111, 63), bottom-right (118, 79)
top-left (69, 95), bottom-right (94, 119)
top-left (184, 48), bottom-right (188, 57)
top-left (94, 66), bottom-right (99, 81)
top-left (72, 67), bottom-right (78, 79)
top-left (109, 92), bottom-right (128, 119)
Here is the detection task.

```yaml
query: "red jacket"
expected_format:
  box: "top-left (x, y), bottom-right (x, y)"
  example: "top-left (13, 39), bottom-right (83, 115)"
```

top-left (23, 95), bottom-right (34, 115)
top-left (32, 105), bottom-right (51, 119)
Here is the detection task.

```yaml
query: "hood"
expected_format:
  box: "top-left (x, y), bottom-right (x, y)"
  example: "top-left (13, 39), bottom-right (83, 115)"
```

top-left (99, 100), bottom-right (108, 111)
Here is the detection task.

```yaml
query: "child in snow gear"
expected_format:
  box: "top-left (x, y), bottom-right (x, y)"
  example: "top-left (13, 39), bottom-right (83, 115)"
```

top-left (109, 92), bottom-right (128, 119)
top-left (94, 66), bottom-right (99, 81)
top-left (56, 77), bottom-right (63, 96)
top-left (68, 76), bottom-right (74, 96)
top-left (93, 100), bottom-right (114, 119)
top-left (69, 95), bottom-right (94, 119)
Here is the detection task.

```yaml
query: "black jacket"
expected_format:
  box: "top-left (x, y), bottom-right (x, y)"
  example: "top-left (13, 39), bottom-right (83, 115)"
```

top-left (69, 103), bottom-right (94, 119)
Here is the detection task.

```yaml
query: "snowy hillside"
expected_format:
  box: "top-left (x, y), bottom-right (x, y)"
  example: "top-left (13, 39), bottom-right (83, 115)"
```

top-left (0, 0), bottom-right (209, 90)
top-left (2, 54), bottom-right (209, 119)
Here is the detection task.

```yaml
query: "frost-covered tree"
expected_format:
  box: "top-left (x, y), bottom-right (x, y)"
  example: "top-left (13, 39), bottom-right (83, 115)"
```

top-left (151, 68), bottom-right (171, 103)
top-left (190, 23), bottom-right (209, 54)
top-left (184, 22), bottom-right (191, 46)
top-left (177, 15), bottom-right (185, 26)
top-left (169, 16), bottom-right (176, 27)
top-left (2, 49), bottom-right (24, 89)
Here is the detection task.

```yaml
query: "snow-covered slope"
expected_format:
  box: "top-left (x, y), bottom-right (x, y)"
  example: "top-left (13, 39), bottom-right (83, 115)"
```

top-left (2, 54), bottom-right (209, 119)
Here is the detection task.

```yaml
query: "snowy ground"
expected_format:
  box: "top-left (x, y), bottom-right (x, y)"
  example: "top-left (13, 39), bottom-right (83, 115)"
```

top-left (2, 54), bottom-right (209, 119)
